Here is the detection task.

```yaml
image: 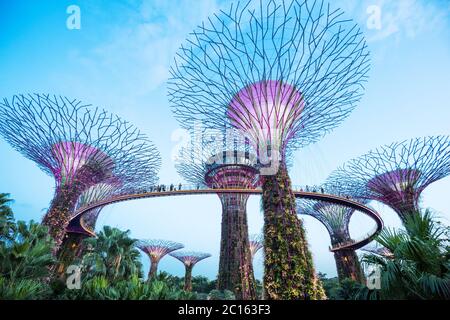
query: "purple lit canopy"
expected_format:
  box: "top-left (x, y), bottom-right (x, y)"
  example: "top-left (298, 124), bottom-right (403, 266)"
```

top-left (168, 0), bottom-right (370, 162)
top-left (0, 94), bottom-right (161, 248)
top-left (136, 239), bottom-right (184, 262)
top-left (327, 136), bottom-right (450, 221)
top-left (228, 80), bottom-right (304, 156)
top-left (170, 251), bottom-right (212, 267)
top-left (296, 184), bottom-right (369, 246)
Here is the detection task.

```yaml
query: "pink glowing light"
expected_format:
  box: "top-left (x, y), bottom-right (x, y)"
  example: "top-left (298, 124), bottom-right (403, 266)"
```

top-left (51, 141), bottom-right (115, 186)
top-left (227, 80), bottom-right (304, 157)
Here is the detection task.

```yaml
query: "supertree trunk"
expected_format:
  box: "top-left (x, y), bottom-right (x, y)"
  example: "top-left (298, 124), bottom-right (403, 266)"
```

top-left (42, 183), bottom-right (86, 255)
top-left (217, 194), bottom-right (256, 300)
top-left (43, 164), bottom-right (111, 255)
top-left (58, 234), bottom-right (89, 270)
top-left (184, 264), bottom-right (193, 292)
top-left (394, 191), bottom-right (420, 225)
top-left (56, 233), bottom-right (89, 273)
top-left (148, 258), bottom-right (159, 281)
top-left (261, 163), bottom-right (324, 300)
top-left (334, 249), bottom-right (365, 284)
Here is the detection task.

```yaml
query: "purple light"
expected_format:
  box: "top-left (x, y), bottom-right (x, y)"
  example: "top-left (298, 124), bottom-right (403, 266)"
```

top-left (249, 234), bottom-right (263, 260)
top-left (51, 141), bottom-right (115, 187)
top-left (205, 165), bottom-right (260, 190)
top-left (136, 240), bottom-right (184, 261)
top-left (227, 80), bottom-right (304, 158)
top-left (170, 251), bottom-right (211, 267)
top-left (367, 168), bottom-right (421, 213)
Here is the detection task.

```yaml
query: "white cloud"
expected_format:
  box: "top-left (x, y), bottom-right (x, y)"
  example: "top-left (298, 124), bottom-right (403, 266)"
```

top-left (71, 0), bottom-right (221, 97)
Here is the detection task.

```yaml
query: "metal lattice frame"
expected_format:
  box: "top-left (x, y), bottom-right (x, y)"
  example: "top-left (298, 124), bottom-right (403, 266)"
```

top-left (175, 128), bottom-right (258, 187)
top-left (137, 239), bottom-right (184, 280)
top-left (175, 129), bottom-right (261, 207)
top-left (170, 250), bottom-right (211, 292)
top-left (362, 245), bottom-right (394, 259)
top-left (296, 184), bottom-right (369, 283)
top-left (298, 199), bottom-right (352, 245)
top-left (168, 0), bottom-right (370, 162)
top-left (249, 234), bottom-right (263, 260)
top-left (0, 94), bottom-right (160, 188)
top-left (136, 239), bottom-right (184, 262)
top-left (296, 183), bottom-right (368, 246)
top-left (73, 161), bottom-right (161, 235)
top-left (0, 94), bottom-right (161, 249)
top-left (327, 136), bottom-right (450, 221)
top-left (170, 251), bottom-right (212, 267)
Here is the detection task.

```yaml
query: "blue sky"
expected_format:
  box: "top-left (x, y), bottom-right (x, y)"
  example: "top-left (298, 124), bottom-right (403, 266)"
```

top-left (1, 0), bottom-right (449, 280)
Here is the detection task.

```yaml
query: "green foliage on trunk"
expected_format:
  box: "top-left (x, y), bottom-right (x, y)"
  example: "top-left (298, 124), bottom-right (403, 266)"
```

top-left (217, 195), bottom-right (256, 299)
top-left (261, 165), bottom-right (325, 300)
top-left (334, 250), bottom-right (365, 284)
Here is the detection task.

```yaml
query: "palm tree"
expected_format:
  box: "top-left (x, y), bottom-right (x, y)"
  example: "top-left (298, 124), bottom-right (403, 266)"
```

top-left (82, 226), bottom-right (143, 281)
top-left (0, 193), bottom-right (14, 240)
top-left (362, 210), bottom-right (450, 300)
top-left (0, 194), bottom-right (55, 299)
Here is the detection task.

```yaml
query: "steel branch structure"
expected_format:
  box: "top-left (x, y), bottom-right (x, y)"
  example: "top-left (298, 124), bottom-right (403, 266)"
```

top-left (168, 0), bottom-right (370, 300)
top-left (170, 251), bottom-right (211, 292)
top-left (327, 136), bottom-right (450, 223)
top-left (0, 94), bottom-right (161, 253)
top-left (168, 0), bottom-right (370, 161)
top-left (362, 245), bottom-right (394, 259)
top-left (296, 184), bottom-right (368, 283)
top-left (176, 129), bottom-right (259, 299)
top-left (136, 239), bottom-right (184, 281)
top-left (62, 163), bottom-right (160, 264)
top-left (249, 234), bottom-right (263, 261)
top-left (67, 158), bottom-right (161, 237)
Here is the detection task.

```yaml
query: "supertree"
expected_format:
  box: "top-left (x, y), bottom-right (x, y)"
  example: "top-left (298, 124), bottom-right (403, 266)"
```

top-left (61, 156), bottom-right (160, 265)
top-left (0, 94), bottom-right (160, 253)
top-left (136, 239), bottom-right (184, 281)
top-left (327, 136), bottom-right (450, 224)
top-left (57, 183), bottom-right (120, 269)
top-left (170, 251), bottom-right (211, 292)
top-left (176, 129), bottom-right (260, 299)
top-left (249, 234), bottom-right (263, 261)
top-left (362, 245), bottom-right (394, 259)
top-left (168, 0), bottom-right (370, 299)
top-left (296, 187), bottom-right (367, 283)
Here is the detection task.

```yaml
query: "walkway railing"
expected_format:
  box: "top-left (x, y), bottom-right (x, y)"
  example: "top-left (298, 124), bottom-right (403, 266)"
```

top-left (69, 185), bottom-right (384, 250)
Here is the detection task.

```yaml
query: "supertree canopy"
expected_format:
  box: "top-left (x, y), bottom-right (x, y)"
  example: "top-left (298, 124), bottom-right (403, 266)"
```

top-left (136, 239), bottom-right (184, 281)
top-left (170, 251), bottom-right (211, 292)
top-left (61, 159), bottom-right (160, 266)
top-left (296, 187), bottom-right (367, 283)
top-left (176, 129), bottom-right (259, 299)
top-left (168, 0), bottom-right (369, 300)
top-left (68, 152), bottom-right (161, 237)
top-left (57, 182), bottom-right (121, 269)
top-left (0, 94), bottom-right (161, 253)
top-left (362, 245), bottom-right (394, 259)
top-left (72, 181), bottom-right (123, 236)
top-left (327, 136), bottom-right (450, 223)
top-left (249, 234), bottom-right (263, 261)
